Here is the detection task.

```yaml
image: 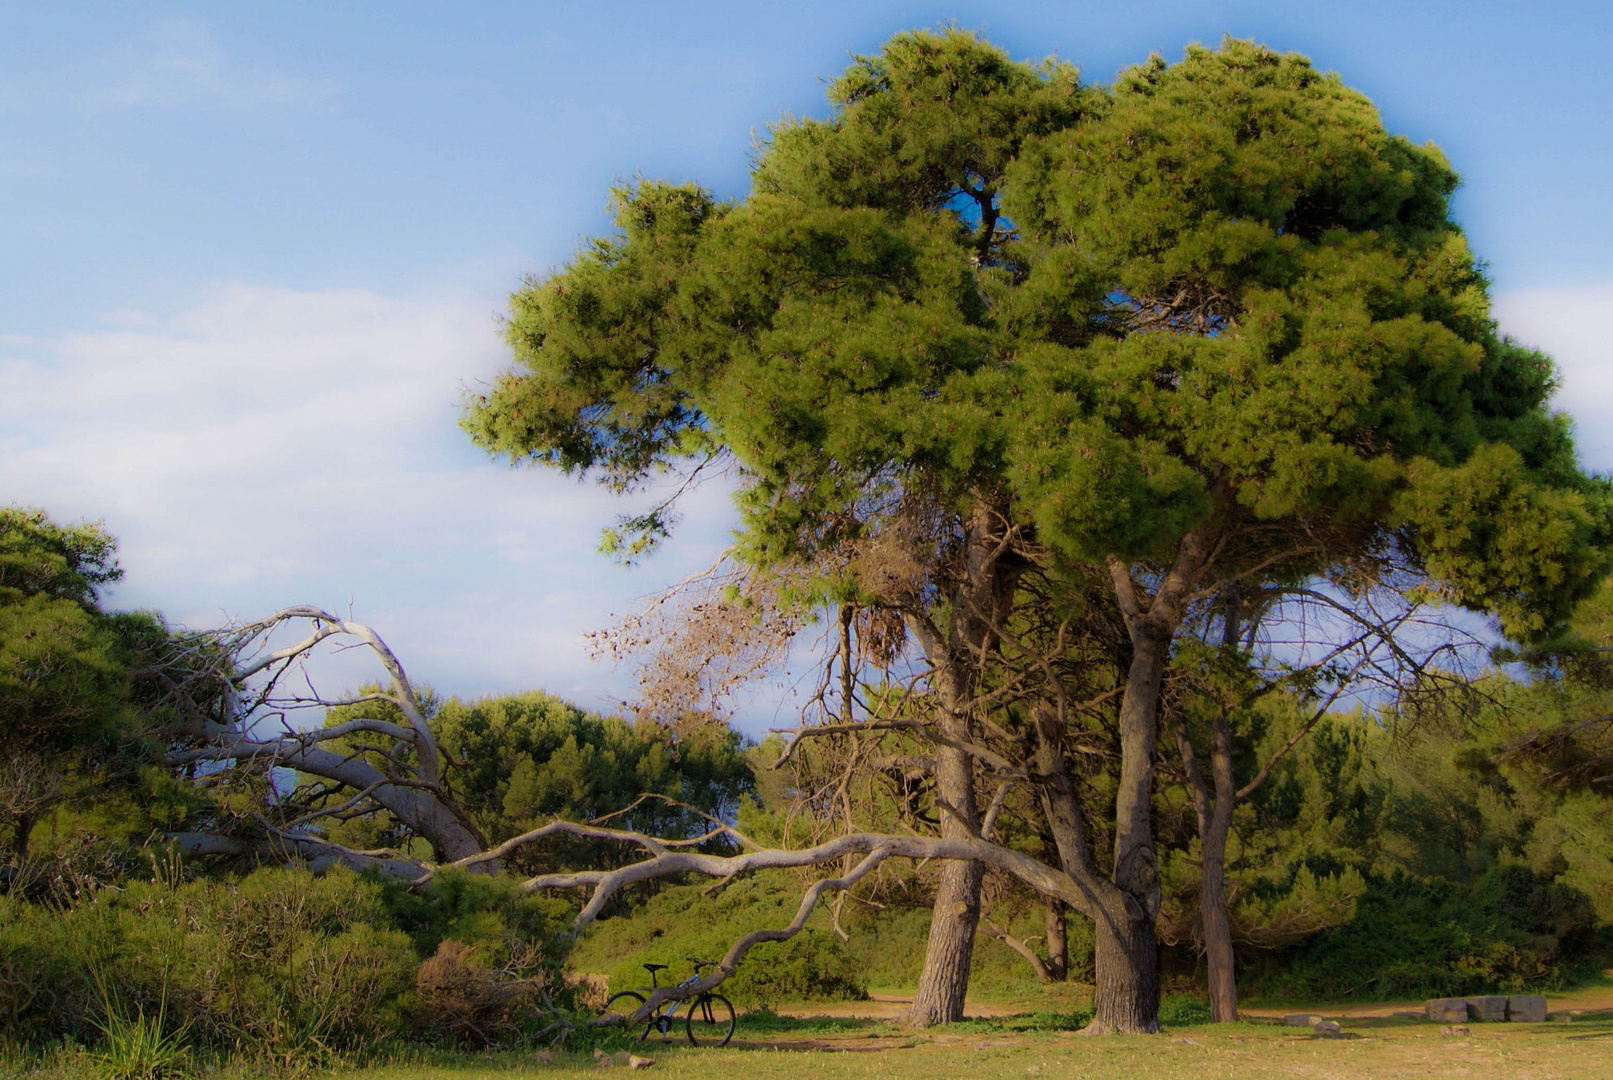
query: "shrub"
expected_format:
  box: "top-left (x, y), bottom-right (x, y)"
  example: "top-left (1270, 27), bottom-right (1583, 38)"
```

top-left (0, 868), bottom-right (417, 1057)
top-left (1241, 865), bottom-right (1602, 1001)
top-left (574, 874), bottom-right (868, 1008)
top-left (406, 939), bottom-right (539, 1047)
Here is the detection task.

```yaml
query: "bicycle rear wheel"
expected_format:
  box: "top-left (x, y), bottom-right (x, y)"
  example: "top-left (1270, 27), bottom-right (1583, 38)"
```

top-left (684, 993), bottom-right (735, 1047)
top-left (603, 991), bottom-right (652, 1040)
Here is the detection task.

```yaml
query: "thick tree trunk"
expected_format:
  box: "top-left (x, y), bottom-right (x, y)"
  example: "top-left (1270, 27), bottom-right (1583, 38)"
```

top-left (1096, 634), bottom-right (1167, 1032)
top-left (1200, 834), bottom-right (1237, 1022)
top-left (911, 851), bottom-right (985, 1023)
top-left (1089, 899), bottom-right (1161, 1034)
top-left (909, 739), bottom-right (983, 1026)
top-left (1044, 896), bottom-right (1069, 981)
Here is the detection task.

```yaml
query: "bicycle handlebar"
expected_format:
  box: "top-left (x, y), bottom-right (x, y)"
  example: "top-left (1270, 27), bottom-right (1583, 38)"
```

top-left (688, 957), bottom-right (718, 970)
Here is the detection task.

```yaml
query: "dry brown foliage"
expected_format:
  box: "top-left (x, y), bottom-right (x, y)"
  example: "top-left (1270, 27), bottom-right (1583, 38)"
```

top-left (409, 939), bottom-right (540, 1047)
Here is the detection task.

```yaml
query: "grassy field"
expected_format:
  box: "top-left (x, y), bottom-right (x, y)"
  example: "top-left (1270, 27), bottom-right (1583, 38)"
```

top-left (7, 994), bottom-right (1610, 1078)
top-left (327, 1009), bottom-right (1613, 1080)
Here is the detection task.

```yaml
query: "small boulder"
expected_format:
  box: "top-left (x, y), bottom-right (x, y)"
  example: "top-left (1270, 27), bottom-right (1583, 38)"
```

top-left (628, 1056), bottom-right (655, 1070)
top-left (1426, 999), bottom-right (1469, 1023)
top-left (1506, 994), bottom-right (1547, 1023)
top-left (1284, 1013), bottom-right (1325, 1026)
top-left (1466, 996), bottom-right (1508, 1022)
top-left (1439, 1025), bottom-right (1470, 1037)
top-left (1312, 1020), bottom-right (1342, 1036)
top-left (613, 1052), bottom-right (633, 1066)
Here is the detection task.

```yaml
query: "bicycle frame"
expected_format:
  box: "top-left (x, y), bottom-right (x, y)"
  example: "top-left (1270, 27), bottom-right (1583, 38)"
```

top-left (634, 967), bottom-right (706, 1026)
top-left (607, 959), bottom-right (735, 1048)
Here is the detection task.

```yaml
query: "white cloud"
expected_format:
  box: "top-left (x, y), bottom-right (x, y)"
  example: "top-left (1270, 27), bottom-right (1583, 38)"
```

top-left (1493, 284), bottom-right (1613, 474)
top-left (0, 284), bottom-right (740, 719)
top-left (92, 18), bottom-right (329, 110)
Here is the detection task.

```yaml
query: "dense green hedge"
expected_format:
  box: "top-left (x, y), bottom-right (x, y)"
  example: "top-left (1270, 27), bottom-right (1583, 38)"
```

top-left (0, 867), bottom-right (573, 1059)
top-left (1239, 865), bottom-right (1603, 1001)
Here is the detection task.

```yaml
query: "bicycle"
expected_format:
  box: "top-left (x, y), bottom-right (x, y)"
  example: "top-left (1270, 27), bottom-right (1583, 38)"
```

top-left (602, 959), bottom-right (736, 1047)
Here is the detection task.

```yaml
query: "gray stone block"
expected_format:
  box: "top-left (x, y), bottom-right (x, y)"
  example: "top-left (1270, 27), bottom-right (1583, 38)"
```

top-left (1284, 1014), bottom-right (1324, 1026)
top-left (1466, 996), bottom-right (1508, 1022)
top-left (1312, 1020), bottom-right (1342, 1035)
top-left (1506, 994), bottom-right (1547, 1022)
top-left (1426, 998), bottom-right (1469, 1023)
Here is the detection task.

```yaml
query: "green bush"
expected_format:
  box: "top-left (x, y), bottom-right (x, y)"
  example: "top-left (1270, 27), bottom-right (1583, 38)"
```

top-left (1241, 865), bottom-right (1601, 1002)
top-left (0, 868), bottom-right (417, 1057)
top-left (378, 867), bottom-right (572, 982)
top-left (574, 874), bottom-right (868, 1008)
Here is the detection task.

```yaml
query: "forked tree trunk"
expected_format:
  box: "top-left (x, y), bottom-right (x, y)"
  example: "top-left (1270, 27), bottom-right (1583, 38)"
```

top-left (1044, 896), bottom-right (1069, 981)
top-left (903, 493), bottom-right (1019, 1027)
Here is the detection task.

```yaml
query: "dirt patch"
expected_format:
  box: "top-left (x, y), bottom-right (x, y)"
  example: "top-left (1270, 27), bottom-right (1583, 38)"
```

top-left (773, 992), bottom-right (1020, 1021)
top-left (1242, 992), bottom-right (1613, 1021)
top-left (727, 1034), bottom-right (915, 1052)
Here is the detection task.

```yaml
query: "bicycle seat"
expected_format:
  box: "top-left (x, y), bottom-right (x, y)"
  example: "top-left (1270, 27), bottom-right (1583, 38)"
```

top-left (642, 963), bottom-right (669, 973)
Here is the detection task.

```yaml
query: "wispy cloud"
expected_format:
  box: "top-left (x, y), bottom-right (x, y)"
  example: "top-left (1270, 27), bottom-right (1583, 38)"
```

top-left (91, 18), bottom-right (330, 109)
top-left (1, 18), bottom-right (329, 114)
top-left (1493, 284), bottom-right (1613, 474)
top-left (0, 285), bottom-right (738, 715)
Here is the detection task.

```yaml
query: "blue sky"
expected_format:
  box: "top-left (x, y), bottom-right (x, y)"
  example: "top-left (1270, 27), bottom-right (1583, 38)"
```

top-left (4, 2), bottom-right (1612, 731)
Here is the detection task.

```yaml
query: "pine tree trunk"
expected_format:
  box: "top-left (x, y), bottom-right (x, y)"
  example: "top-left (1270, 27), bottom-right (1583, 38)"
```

top-left (1088, 900), bottom-right (1161, 1034)
top-left (1200, 835), bottom-right (1238, 1022)
top-left (908, 740), bottom-right (982, 1026)
top-left (12, 813), bottom-right (33, 862)
top-left (1044, 896), bottom-right (1068, 981)
top-left (1097, 606), bottom-right (1176, 1034)
top-left (910, 852), bottom-right (984, 1024)
top-left (1200, 694), bottom-right (1241, 1020)
top-left (905, 493), bottom-right (1016, 1028)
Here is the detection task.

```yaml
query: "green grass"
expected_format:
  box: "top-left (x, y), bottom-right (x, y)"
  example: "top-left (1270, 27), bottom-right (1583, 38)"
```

top-left (11, 1009), bottom-right (1613, 1080)
top-left (315, 1009), bottom-right (1613, 1080)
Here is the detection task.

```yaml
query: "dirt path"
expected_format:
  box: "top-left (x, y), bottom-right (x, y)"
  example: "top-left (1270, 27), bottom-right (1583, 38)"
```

top-left (777, 989), bottom-right (1613, 1023)
top-left (1242, 989), bottom-right (1613, 1020)
top-left (774, 992), bottom-right (1020, 1021)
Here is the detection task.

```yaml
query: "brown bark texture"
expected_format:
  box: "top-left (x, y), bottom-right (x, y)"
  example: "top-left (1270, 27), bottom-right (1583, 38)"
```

top-left (905, 494), bottom-right (1018, 1027)
top-left (1044, 896), bottom-right (1069, 981)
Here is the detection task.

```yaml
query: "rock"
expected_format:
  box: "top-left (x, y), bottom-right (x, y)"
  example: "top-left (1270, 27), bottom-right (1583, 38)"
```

top-left (614, 1052), bottom-right (633, 1066)
top-left (1284, 1013), bottom-right (1325, 1026)
top-left (594, 1048), bottom-right (614, 1068)
top-left (627, 1056), bottom-right (655, 1070)
top-left (1506, 994), bottom-right (1547, 1022)
top-left (1440, 1025), bottom-right (1470, 1037)
top-left (1426, 998), bottom-right (1469, 1023)
top-left (1466, 996), bottom-right (1508, 1022)
top-left (1312, 1021), bottom-right (1342, 1036)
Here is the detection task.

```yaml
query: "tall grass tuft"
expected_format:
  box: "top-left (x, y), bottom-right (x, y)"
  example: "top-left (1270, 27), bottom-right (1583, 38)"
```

top-left (89, 971), bottom-right (190, 1080)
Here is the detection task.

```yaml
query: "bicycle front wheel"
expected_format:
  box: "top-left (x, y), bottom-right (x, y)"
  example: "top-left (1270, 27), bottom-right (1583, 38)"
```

top-left (603, 991), bottom-right (652, 1040)
top-left (684, 993), bottom-right (735, 1047)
